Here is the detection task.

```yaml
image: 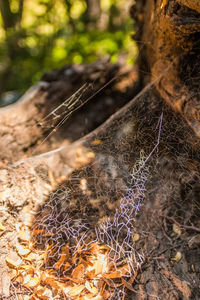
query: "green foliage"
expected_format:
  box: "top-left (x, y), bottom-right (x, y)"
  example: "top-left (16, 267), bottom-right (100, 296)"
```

top-left (0, 0), bottom-right (137, 105)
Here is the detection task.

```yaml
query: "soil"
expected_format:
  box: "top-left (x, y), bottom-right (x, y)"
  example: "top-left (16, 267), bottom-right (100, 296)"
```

top-left (0, 0), bottom-right (200, 299)
top-left (0, 67), bottom-right (199, 299)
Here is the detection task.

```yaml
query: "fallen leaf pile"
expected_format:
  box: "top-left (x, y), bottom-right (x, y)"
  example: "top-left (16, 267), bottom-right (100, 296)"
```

top-left (6, 222), bottom-right (137, 299)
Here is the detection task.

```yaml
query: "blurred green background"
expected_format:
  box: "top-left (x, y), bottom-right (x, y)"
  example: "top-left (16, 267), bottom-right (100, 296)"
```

top-left (0, 0), bottom-right (137, 106)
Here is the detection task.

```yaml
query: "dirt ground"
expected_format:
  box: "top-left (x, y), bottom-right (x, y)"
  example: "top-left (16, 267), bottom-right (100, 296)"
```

top-left (0, 62), bottom-right (199, 300)
top-left (0, 0), bottom-right (200, 298)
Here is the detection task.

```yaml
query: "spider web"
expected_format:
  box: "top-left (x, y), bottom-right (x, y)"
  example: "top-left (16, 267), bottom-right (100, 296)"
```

top-left (32, 153), bottom-right (150, 299)
top-left (28, 78), bottom-right (165, 299)
top-left (11, 58), bottom-right (200, 299)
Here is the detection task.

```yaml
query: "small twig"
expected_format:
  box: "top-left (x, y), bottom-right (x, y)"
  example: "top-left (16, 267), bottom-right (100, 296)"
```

top-left (156, 243), bottom-right (184, 257)
top-left (163, 215), bottom-right (200, 233)
top-left (141, 207), bottom-right (200, 233)
top-left (180, 224), bottom-right (200, 233)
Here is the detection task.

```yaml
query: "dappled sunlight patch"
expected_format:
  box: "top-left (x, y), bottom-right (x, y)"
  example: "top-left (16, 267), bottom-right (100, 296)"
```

top-left (5, 115), bottom-right (163, 298)
top-left (6, 221), bottom-right (137, 299)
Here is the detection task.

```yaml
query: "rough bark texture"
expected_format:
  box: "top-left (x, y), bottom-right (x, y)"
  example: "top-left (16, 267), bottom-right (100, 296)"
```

top-left (128, 1), bottom-right (200, 298)
top-left (131, 0), bottom-right (200, 136)
top-left (0, 60), bottom-right (138, 162)
top-left (0, 1), bottom-right (200, 299)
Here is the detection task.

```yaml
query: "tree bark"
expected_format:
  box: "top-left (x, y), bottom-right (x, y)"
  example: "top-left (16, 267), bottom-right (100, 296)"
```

top-left (131, 0), bottom-right (200, 136)
top-left (86, 0), bottom-right (101, 20)
top-left (0, 0), bottom-right (15, 29)
top-left (0, 0), bottom-right (24, 95)
top-left (0, 0), bottom-right (24, 29)
top-left (0, 60), bottom-right (137, 162)
top-left (85, 0), bottom-right (102, 29)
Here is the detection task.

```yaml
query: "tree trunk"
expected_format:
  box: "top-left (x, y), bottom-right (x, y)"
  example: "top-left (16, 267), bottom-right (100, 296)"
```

top-left (0, 0), bottom-right (24, 95)
top-left (86, 0), bottom-right (101, 20)
top-left (85, 0), bottom-right (102, 29)
top-left (0, 1), bottom-right (199, 299)
top-left (131, 0), bottom-right (200, 136)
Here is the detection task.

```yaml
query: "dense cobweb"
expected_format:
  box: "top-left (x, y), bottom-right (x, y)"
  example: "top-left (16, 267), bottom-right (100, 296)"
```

top-left (11, 58), bottom-right (200, 299)
top-left (29, 80), bottom-right (164, 299)
top-left (32, 153), bottom-right (150, 298)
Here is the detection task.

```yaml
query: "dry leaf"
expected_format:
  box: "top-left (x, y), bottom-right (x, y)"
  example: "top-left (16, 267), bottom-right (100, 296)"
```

top-left (10, 269), bottom-right (17, 279)
top-left (59, 276), bottom-right (83, 284)
top-left (48, 170), bottom-right (56, 187)
top-left (102, 289), bottom-right (110, 300)
top-left (101, 277), bottom-right (116, 288)
top-left (34, 295), bottom-right (48, 300)
top-left (86, 270), bottom-right (95, 279)
top-left (72, 252), bottom-right (78, 265)
top-left (85, 281), bottom-right (98, 294)
top-left (188, 234), bottom-right (200, 248)
top-left (72, 264), bottom-right (85, 279)
top-left (77, 244), bottom-right (84, 254)
top-left (61, 243), bottom-right (70, 257)
top-left (128, 271), bottom-right (137, 284)
top-left (0, 221), bottom-right (5, 231)
top-left (83, 257), bottom-right (94, 266)
top-left (117, 264), bottom-right (130, 273)
top-left (173, 223), bottom-right (181, 235)
top-left (18, 230), bottom-right (30, 242)
top-left (102, 271), bottom-right (123, 279)
top-left (88, 243), bottom-right (99, 254)
top-left (121, 278), bottom-right (135, 292)
top-left (44, 183), bottom-right (52, 191)
top-left (42, 245), bottom-right (51, 263)
top-left (23, 214), bottom-right (34, 227)
top-left (15, 274), bottom-right (24, 284)
top-left (91, 140), bottom-right (102, 145)
top-left (133, 233), bottom-right (140, 242)
top-left (5, 257), bottom-right (22, 268)
top-left (24, 252), bottom-right (40, 261)
top-left (40, 272), bottom-right (48, 282)
top-left (24, 275), bottom-right (40, 288)
top-left (82, 293), bottom-right (103, 300)
top-left (24, 295), bottom-right (32, 300)
top-left (41, 274), bottom-right (61, 290)
top-left (54, 243), bottom-right (70, 270)
top-left (94, 260), bottom-right (103, 275)
top-left (161, 0), bottom-right (168, 9)
top-left (171, 251), bottom-right (182, 262)
top-left (19, 265), bottom-right (34, 274)
top-left (54, 254), bottom-right (66, 270)
top-left (16, 243), bottom-right (31, 257)
top-left (45, 244), bottom-right (57, 257)
top-left (98, 245), bottom-right (110, 252)
top-left (68, 285), bottom-right (85, 297)
top-left (64, 261), bottom-right (70, 271)
top-left (86, 152), bottom-right (95, 159)
top-left (82, 293), bottom-right (98, 299)
top-left (32, 229), bottom-right (44, 235)
top-left (35, 287), bottom-right (53, 299)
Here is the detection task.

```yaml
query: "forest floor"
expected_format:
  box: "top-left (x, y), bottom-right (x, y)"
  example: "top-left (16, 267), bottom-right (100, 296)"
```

top-left (0, 62), bottom-right (199, 300)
